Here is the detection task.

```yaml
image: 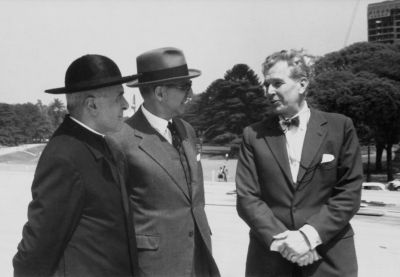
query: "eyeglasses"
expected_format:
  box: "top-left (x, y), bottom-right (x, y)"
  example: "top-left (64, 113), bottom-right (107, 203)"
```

top-left (164, 81), bottom-right (193, 104)
top-left (165, 80), bottom-right (192, 93)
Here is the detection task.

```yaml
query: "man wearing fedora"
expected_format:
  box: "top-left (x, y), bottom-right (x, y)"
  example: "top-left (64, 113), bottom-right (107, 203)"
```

top-left (13, 54), bottom-right (138, 277)
top-left (110, 47), bottom-right (220, 277)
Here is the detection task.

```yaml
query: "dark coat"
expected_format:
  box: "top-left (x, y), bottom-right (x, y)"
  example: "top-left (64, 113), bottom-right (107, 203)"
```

top-left (236, 109), bottom-right (363, 277)
top-left (110, 109), bottom-right (220, 277)
top-left (13, 116), bottom-right (137, 277)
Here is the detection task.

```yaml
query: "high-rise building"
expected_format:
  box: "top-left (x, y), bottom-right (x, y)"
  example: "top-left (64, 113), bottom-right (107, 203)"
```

top-left (368, 0), bottom-right (400, 43)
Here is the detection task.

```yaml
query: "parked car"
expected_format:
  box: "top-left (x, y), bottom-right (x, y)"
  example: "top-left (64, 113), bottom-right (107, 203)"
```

top-left (387, 179), bottom-right (400, 191)
top-left (362, 182), bottom-right (386, 190)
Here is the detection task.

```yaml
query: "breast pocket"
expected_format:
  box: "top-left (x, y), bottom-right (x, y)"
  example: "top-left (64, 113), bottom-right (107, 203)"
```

top-left (136, 234), bottom-right (160, 251)
top-left (319, 160), bottom-right (337, 170)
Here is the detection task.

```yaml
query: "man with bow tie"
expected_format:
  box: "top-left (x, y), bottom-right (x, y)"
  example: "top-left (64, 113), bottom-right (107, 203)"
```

top-left (110, 47), bottom-right (220, 277)
top-left (235, 49), bottom-right (363, 277)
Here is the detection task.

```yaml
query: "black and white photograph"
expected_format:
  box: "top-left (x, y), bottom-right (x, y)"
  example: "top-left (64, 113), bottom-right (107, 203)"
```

top-left (0, 0), bottom-right (399, 276)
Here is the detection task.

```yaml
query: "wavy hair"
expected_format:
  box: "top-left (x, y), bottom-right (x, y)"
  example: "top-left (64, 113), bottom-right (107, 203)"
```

top-left (262, 49), bottom-right (316, 81)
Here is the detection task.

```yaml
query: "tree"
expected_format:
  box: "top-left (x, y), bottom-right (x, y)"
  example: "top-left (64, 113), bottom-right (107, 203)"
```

top-left (35, 100), bottom-right (53, 141)
top-left (0, 103), bottom-right (18, 146)
top-left (224, 64), bottom-right (261, 85)
top-left (309, 60), bottom-right (400, 181)
top-left (47, 98), bottom-right (67, 130)
top-left (12, 103), bottom-right (51, 143)
top-left (183, 64), bottom-right (270, 148)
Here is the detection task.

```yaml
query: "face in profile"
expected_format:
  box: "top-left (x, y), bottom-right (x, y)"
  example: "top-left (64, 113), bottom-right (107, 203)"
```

top-left (93, 84), bottom-right (129, 134)
top-left (162, 80), bottom-right (193, 118)
top-left (263, 61), bottom-right (306, 118)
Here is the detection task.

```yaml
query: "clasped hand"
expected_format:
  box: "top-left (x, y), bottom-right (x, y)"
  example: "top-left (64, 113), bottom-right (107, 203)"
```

top-left (271, 230), bottom-right (321, 266)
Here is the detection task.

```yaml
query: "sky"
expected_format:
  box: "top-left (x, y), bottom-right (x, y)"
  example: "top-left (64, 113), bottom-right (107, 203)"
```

top-left (0, 0), bottom-right (379, 116)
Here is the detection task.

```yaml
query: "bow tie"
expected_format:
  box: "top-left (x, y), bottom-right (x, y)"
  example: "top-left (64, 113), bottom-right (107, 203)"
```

top-left (279, 116), bottom-right (300, 132)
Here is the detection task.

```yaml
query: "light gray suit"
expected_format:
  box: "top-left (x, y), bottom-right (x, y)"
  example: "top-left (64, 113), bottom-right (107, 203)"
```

top-left (110, 109), bottom-right (220, 277)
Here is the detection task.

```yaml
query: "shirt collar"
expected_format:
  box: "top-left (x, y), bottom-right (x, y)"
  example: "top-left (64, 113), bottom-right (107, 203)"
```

top-left (69, 116), bottom-right (105, 137)
top-left (141, 105), bottom-right (170, 133)
top-left (279, 101), bottom-right (310, 130)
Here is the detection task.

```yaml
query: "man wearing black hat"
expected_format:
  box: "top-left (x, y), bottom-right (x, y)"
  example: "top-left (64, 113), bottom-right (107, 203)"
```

top-left (110, 47), bottom-right (220, 277)
top-left (13, 55), bottom-right (138, 277)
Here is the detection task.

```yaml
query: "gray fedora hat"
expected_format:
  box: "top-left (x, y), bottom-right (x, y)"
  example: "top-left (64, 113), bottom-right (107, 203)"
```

top-left (45, 54), bottom-right (138, 94)
top-left (127, 47), bottom-right (201, 87)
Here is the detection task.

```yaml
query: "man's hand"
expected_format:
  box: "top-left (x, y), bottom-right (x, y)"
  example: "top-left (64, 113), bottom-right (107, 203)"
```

top-left (270, 237), bottom-right (286, 252)
top-left (295, 249), bottom-right (321, 266)
top-left (271, 230), bottom-right (321, 266)
top-left (273, 230), bottom-right (310, 258)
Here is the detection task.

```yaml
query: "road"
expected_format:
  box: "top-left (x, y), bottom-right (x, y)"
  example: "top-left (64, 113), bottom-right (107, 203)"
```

top-left (0, 144), bottom-right (40, 156)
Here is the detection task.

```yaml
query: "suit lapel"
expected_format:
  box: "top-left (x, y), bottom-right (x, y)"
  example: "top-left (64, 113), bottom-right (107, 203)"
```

top-left (296, 109), bottom-right (327, 185)
top-left (86, 143), bottom-right (121, 189)
top-left (104, 136), bottom-right (138, 268)
top-left (262, 117), bottom-right (294, 185)
top-left (60, 117), bottom-right (120, 189)
top-left (129, 111), bottom-right (191, 200)
top-left (174, 119), bottom-right (199, 196)
top-left (182, 140), bottom-right (197, 183)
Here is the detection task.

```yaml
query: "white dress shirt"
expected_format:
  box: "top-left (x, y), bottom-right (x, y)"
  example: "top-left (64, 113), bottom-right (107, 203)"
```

top-left (272, 101), bottom-right (322, 250)
top-left (281, 102), bottom-right (310, 184)
top-left (141, 105), bottom-right (173, 144)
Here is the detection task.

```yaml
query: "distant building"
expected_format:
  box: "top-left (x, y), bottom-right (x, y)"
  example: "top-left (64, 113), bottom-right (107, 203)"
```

top-left (368, 0), bottom-right (400, 43)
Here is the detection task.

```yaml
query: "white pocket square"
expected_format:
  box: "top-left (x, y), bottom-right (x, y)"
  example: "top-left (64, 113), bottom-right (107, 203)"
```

top-left (196, 153), bottom-right (201, 162)
top-left (321, 154), bottom-right (335, 163)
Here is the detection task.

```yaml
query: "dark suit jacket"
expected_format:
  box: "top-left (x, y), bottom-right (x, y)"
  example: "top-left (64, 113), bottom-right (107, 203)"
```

top-left (13, 116), bottom-right (137, 277)
top-left (110, 109), bottom-right (220, 277)
top-left (236, 109), bottom-right (363, 277)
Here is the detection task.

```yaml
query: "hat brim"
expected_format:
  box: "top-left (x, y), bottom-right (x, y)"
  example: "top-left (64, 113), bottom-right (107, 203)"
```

top-left (126, 69), bottom-right (201, 87)
top-left (45, 74), bottom-right (139, 94)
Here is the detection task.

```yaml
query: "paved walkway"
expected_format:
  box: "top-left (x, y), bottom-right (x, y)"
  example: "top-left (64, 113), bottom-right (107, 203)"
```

top-left (204, 181), bottom-right (400, 277)
top-left (0, 156), bottom-right (399, 276)
top-left (0, 144), bottom-right (41, 156)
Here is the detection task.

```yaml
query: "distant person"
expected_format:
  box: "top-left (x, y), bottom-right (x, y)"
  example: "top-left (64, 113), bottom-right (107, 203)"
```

top-left (235, 49), bottom-right (363, 276)
top-left (13, 55), bottom-right (138, 277)
top-left (218, 166), bottom-right (224, 181)
top-left (110, 47), bottom-right (220, 276)
top-left (222, 165), bottom-right (228, 182)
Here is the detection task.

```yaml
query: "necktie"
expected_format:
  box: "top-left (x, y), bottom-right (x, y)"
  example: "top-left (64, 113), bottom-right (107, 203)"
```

top-left (167, 121), bottom-right (192, 193)
top-left (280, 116), bottom-right (300, 132)
top-left (167, 121), bottom-right (181, 148)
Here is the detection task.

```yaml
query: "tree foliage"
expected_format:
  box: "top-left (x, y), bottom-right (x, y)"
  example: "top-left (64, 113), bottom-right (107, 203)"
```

top-left (0, 99), bottom-right (67, 146)
top-left (0, 103), bottom-right (18, 146)
top-left (183, 64), bottom-right (270, 147)
top-left (309, 41), bottom-right (400, 180)
top-left (47, 99), bottom-right (66, 130)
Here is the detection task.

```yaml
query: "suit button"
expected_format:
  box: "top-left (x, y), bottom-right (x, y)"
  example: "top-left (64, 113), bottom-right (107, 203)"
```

top-left (189, 231), bottom-right (194, 237)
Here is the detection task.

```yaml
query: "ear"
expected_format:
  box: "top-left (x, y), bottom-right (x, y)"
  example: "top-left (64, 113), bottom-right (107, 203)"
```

top-left (154, 86), bottom-right (166, 102)
top-left (85, 96), bottom-right (98, 115)
top-left (298, 78), bottom-right (309, 95)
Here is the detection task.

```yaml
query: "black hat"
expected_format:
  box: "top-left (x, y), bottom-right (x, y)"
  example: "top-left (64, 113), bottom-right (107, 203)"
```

top-left (127, 47), bottom-right (201, 87)
top-left (45, 54), bottom-right (138, 94)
